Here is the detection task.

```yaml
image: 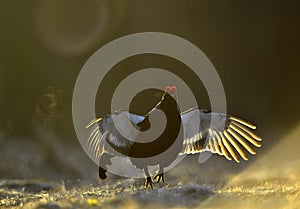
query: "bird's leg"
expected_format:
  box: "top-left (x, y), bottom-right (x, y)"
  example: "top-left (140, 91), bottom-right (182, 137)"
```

top-left (153, 164), bottom-right (164, 183)
top-left (98, 153), bottom-right (113, 180)
top-left (144, 167), bottom-right (153, 189)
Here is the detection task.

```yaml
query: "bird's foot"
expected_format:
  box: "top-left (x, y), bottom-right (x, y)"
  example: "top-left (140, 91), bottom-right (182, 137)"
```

top-left (99, 167), bottom-right (107, 180)
top-left (98, 153), bottom-right (114, 180)
top-left (145, 177), bottom-right (153, 189)
top-left (153, 173), bottom-right (164, 183)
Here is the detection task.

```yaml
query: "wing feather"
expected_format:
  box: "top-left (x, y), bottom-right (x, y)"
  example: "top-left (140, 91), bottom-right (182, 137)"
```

top-left (230, 121), bottom-right (262, 141)
top-left (230, 123), bottom-right (261, 147)
top-left (220, 132), bottom-right (240, 162)
top-left (224, 130), bottom-right (248, 161)
top-left (86, 111), bottom-right (145, 158)
top-left (212, 136), bottom-right (222, 155)
top-left (227, 128), bottom-right (256, 155)
top-left (180, 108), bottom-right (262, 163)
top-left (229, 116), bottom-right (256, 129)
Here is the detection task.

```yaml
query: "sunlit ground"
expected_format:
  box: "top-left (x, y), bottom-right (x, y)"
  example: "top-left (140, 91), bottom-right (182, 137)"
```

top-left (1, 179), bottom-right (298, 209)
top-left (1, 124), bottom-right (300, 209)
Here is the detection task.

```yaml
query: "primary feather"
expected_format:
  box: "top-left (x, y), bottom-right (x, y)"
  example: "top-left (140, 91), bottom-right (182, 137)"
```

top-left (180, 108), bottom-right (262, 162)
top-left (87, 110), bottom-right (145, 159)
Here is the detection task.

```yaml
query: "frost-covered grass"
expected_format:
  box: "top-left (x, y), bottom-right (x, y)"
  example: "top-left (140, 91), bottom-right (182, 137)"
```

top-left (1, 178), bottom-right (299, 209)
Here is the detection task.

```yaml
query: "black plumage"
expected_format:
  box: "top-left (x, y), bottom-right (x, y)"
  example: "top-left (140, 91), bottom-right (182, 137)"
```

top-left (86, 86), bottom-right (262, 188)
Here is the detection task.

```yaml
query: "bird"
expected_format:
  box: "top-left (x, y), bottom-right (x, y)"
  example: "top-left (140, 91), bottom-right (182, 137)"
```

top-left (86, 86), bottom-right (262, 189)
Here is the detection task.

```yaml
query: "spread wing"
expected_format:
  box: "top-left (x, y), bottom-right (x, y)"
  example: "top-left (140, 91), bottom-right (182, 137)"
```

top-left (86, 110), bottom-right (145, 158)
top-left (180, 108), bottom-right (262, 162)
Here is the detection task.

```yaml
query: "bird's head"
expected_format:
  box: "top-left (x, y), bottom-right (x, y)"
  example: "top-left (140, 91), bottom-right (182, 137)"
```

top-left (164, 86), bottom-right (178, 102)
top-left (155, 85), bottom-right (179, 110)
top-left (146, 85), bottom-right (179, 116)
